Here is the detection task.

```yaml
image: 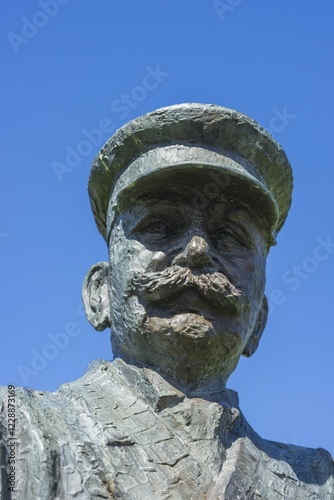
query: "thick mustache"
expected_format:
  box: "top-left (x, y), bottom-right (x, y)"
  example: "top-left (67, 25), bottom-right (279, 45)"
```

top-left (131, 266), bottom-right (248, 313)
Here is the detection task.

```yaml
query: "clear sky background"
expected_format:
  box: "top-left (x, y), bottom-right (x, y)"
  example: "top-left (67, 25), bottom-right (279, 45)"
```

top-left (1, 1), bottom-right (334, 456)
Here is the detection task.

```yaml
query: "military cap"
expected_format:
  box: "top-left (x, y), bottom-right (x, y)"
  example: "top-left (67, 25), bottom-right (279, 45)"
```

top-left (88, 103), bottom-right (293, 242)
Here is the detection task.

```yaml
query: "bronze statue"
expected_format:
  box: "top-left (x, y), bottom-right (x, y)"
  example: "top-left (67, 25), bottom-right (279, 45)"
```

top-left (1, 104), bottom-right (333, 499)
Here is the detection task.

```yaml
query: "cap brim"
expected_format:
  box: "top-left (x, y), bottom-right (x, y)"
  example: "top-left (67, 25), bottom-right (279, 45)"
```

top-left (108, 163), bottom-right (278, 240)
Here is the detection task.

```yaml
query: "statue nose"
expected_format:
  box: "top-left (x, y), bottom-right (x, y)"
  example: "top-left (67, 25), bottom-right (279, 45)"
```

top-left (173, 235), bottom-right (214, 268)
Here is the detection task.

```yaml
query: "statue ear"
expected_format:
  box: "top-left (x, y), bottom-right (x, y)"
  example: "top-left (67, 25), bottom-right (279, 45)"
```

top-left (242, 295), bottom-right (268, 358)
top-left (82, 262), bottom-right (111, 332)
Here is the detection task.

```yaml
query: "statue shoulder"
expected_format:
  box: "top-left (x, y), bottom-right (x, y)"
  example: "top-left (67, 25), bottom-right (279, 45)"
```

top-left (208, 432), bottom-right (334, 499)
top-left (265, 438), bottom-right (334, 479)
top-left (0, 360), bottom-right (122, 499)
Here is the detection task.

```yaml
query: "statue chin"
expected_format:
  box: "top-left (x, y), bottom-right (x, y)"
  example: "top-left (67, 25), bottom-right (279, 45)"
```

top-left (145, 312), bottom-right (215, 340)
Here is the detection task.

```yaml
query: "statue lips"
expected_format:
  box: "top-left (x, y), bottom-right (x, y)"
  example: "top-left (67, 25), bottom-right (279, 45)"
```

top-left (143, 288), bottom-right (245, 345)
top-left (131, 266), bottom-right (248, 316)
top-left (146, 289), bottom-right (221, 321)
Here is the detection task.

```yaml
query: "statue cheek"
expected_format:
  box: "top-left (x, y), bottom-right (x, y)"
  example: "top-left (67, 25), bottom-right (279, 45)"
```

top-left (129, 242), bottom-right (157, 272)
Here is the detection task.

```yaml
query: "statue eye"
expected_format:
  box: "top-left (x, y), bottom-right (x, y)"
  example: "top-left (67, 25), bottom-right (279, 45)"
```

top-left (147, 221), bottom-right (169, 236)
top-left (132, 211), bottom-right (187, 242)
top-left (136, 220), bottom-right (174, 241)
top-left (212, 225), bottom-right (251, 252)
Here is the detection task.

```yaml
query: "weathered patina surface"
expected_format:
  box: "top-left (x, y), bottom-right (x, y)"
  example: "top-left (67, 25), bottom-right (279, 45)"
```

top-left (1, 104), bottom-right (333, 499)
top-left (1, 359), bottom-right (333, 498)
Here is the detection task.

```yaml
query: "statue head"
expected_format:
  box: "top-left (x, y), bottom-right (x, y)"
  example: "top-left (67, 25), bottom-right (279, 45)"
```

top-left (82, 104), bottom-right (293, 393)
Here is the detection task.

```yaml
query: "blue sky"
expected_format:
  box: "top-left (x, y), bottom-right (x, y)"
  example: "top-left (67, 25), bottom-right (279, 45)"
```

top-left (1, 1), bottom-right (334, 456)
